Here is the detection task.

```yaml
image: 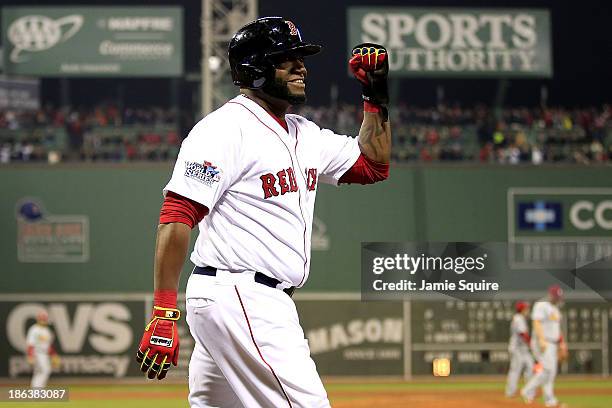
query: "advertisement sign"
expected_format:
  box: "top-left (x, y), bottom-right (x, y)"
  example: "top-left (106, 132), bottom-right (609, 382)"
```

top-left (16, 198), bottom-right (89, 263)
top-left (0, 78), bottom-right (39, 110)
top-left (507, 188), bottom-right (612, 269)
top-left (1, 298), bottom-right (146, 378)
top-left (348, 7), bottom-right (552, 77)
top-left (296, 300), bottom-right (404, 376)
top-left (2, 7), bottom-right (183, 77)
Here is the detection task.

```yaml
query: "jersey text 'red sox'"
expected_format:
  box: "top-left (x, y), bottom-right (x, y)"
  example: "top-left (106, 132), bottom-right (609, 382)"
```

top-left (260, 167), bottom-right (317, 198)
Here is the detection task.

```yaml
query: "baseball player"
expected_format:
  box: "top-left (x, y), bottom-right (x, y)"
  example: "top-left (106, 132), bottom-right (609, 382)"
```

top-left (135, 17), bottom-right (391, 408)
top-left (26, 310), bottom-right (60, 388)
top-left (505, 301), bottom-right (534, 397)
top-left (521, 285), bottom-right (568, 407)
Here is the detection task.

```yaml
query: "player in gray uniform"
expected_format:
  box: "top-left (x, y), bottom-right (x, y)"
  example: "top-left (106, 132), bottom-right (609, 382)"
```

top-left (521, 285), bottom-right (567, 407)
top-left (505, 301), bottom-right (534, 397)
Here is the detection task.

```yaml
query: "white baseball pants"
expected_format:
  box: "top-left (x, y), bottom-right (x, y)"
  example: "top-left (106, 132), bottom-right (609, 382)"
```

top-left (185, 271), bottom-right (330, 408)
top-left (521, 341), bottom-right (558, 406)
top-left (505, 349), bottom-right (534, 396)
top-left (31, 354), bottom-right (51, 388)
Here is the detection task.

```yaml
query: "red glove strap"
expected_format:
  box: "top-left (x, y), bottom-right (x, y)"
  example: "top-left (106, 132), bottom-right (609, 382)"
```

top-left (154, 289), bottom-right (177, 309)
top-left (364, 101), bottom-right (382, 113)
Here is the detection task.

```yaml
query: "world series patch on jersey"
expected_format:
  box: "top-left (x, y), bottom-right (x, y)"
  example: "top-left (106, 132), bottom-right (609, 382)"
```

top-left (184, 161), bottom-right (221, 188)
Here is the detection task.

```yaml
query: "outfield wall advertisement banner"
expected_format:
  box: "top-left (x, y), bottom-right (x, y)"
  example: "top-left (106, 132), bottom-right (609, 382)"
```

top-left (507, 188), bottom-right (612, 269)
top-left (1, 296), bottom-right (610, 378)
top-left (0, 78), bottom-right (39, 110)
top-left (297, 300), bottom-right (405, 376)
top-left (16, 198), bottom-right (90, 263)
top-left (1, 298), bottom-right (146, 379)
top-left (0, 296), bottom-right (194, 380)
top-left (347, 7), bottom-right (552, 77)
top-left (1, 7), bottom-right (183, 77)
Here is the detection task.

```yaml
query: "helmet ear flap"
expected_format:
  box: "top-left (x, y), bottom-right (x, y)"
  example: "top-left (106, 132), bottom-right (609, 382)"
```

top-left (232, 61), bottom-right (274, 89)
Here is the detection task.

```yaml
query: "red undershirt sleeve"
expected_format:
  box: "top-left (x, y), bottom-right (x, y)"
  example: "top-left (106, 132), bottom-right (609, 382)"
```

top-left (519, 332), bottom-right (531, 344)
top-left (159, 191), bottom-right (209, 229)
top-left (338, 153), bottom-right (390, 185)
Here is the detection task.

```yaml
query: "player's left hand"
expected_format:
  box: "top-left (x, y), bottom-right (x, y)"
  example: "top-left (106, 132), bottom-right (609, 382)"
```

top-left (51, 355), bottom-right (61, 369)
top-left (558, 341), bottom-right (568, 362)
top-left (533, 361), bottom-right (543, 374)
top-left (349, 43), bottom-right (389, 106)
top-left (136, 306), bottom-right (181, 380)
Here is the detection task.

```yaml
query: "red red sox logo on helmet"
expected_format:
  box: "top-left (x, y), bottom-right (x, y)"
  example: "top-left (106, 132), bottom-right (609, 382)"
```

top-left (285, 20), bottom-right (298, 36)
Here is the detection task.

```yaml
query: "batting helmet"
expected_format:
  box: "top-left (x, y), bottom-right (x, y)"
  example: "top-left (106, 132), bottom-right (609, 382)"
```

top-left (228, 17), bottom-right (322, 89)
top-left (515, 301), bottom-right (529, 313)
top-left (549, 284), bottom-right (564, 301)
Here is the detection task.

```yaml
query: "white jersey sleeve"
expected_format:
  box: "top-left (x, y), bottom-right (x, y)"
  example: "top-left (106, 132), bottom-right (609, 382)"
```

top-left (316, 127), bottom-right (361, 186)
top-left (164, 113), bottom-right (242, 209)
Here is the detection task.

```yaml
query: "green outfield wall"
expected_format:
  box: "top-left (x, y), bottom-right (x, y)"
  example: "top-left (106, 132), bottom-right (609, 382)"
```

top-left (2, 164), bottom-right (612, 293)
top-left (2, 164), bottom-right (612, 377)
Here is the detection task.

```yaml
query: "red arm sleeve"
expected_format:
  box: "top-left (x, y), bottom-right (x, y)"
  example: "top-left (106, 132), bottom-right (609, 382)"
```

top-left (519, 332), bottom-right (531, 344)
top-left (48, 345), bottom-right (57, 356)
top-left (338, 153), bottom-right (389, 185)
top-left (27, 346), bottom-right (34, 358)
top-left (159, 191), bottom-right (209, 229)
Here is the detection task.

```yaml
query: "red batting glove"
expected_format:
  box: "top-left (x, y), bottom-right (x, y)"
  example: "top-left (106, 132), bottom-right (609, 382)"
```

top-left (349, 43), bottom-right (389, 118)
top-left (349, 43), bottom-right (389, 121)
top-left (136, 290), bottom-right (180, 380)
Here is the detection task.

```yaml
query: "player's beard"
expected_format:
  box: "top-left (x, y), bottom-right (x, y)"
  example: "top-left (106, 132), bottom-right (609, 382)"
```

top-left (263, 77), bottom-right (306, 105)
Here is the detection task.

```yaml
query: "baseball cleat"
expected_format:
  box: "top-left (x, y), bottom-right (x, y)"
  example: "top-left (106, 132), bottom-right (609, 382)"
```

top-left (520, 390), bottom-right (533, 404)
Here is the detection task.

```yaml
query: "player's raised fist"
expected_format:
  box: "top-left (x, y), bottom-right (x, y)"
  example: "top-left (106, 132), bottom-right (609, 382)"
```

top-left (136, 298), bottom-right (181, 380)
top-left (351, 43), bottom-right (388, 72)
top-left (349, 43), bottom-right (389, 106)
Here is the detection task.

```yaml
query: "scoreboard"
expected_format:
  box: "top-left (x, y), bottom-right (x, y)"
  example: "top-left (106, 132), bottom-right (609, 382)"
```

top-left (410, 300), bottom-right (612, 375)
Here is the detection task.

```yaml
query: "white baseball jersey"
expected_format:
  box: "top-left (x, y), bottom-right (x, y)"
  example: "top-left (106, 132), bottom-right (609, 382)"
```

top-left (26, 324), bottom-right (54, 355)
top-left (165, 94), bottom-right (361, 287)
top-left (531, 299), bottom-right (562, 342)
top-left (509, 313), bottom-right (530, 353)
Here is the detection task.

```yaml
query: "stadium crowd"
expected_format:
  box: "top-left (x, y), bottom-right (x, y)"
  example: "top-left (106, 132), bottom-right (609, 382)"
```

top-left (1, 103), bottom-right (610, 164)
top-left (294, 103), bottom-right (612, 164)
top-left (0, 105), bottom-right (182, 163)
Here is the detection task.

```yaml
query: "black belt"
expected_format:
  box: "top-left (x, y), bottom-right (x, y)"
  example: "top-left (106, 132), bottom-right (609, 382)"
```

top-left (193, 266), bottom-right (295, 297)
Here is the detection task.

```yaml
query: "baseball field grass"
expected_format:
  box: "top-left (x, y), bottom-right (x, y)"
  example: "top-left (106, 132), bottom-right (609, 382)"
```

top-left (1, 378), bottom-right (611, 407)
